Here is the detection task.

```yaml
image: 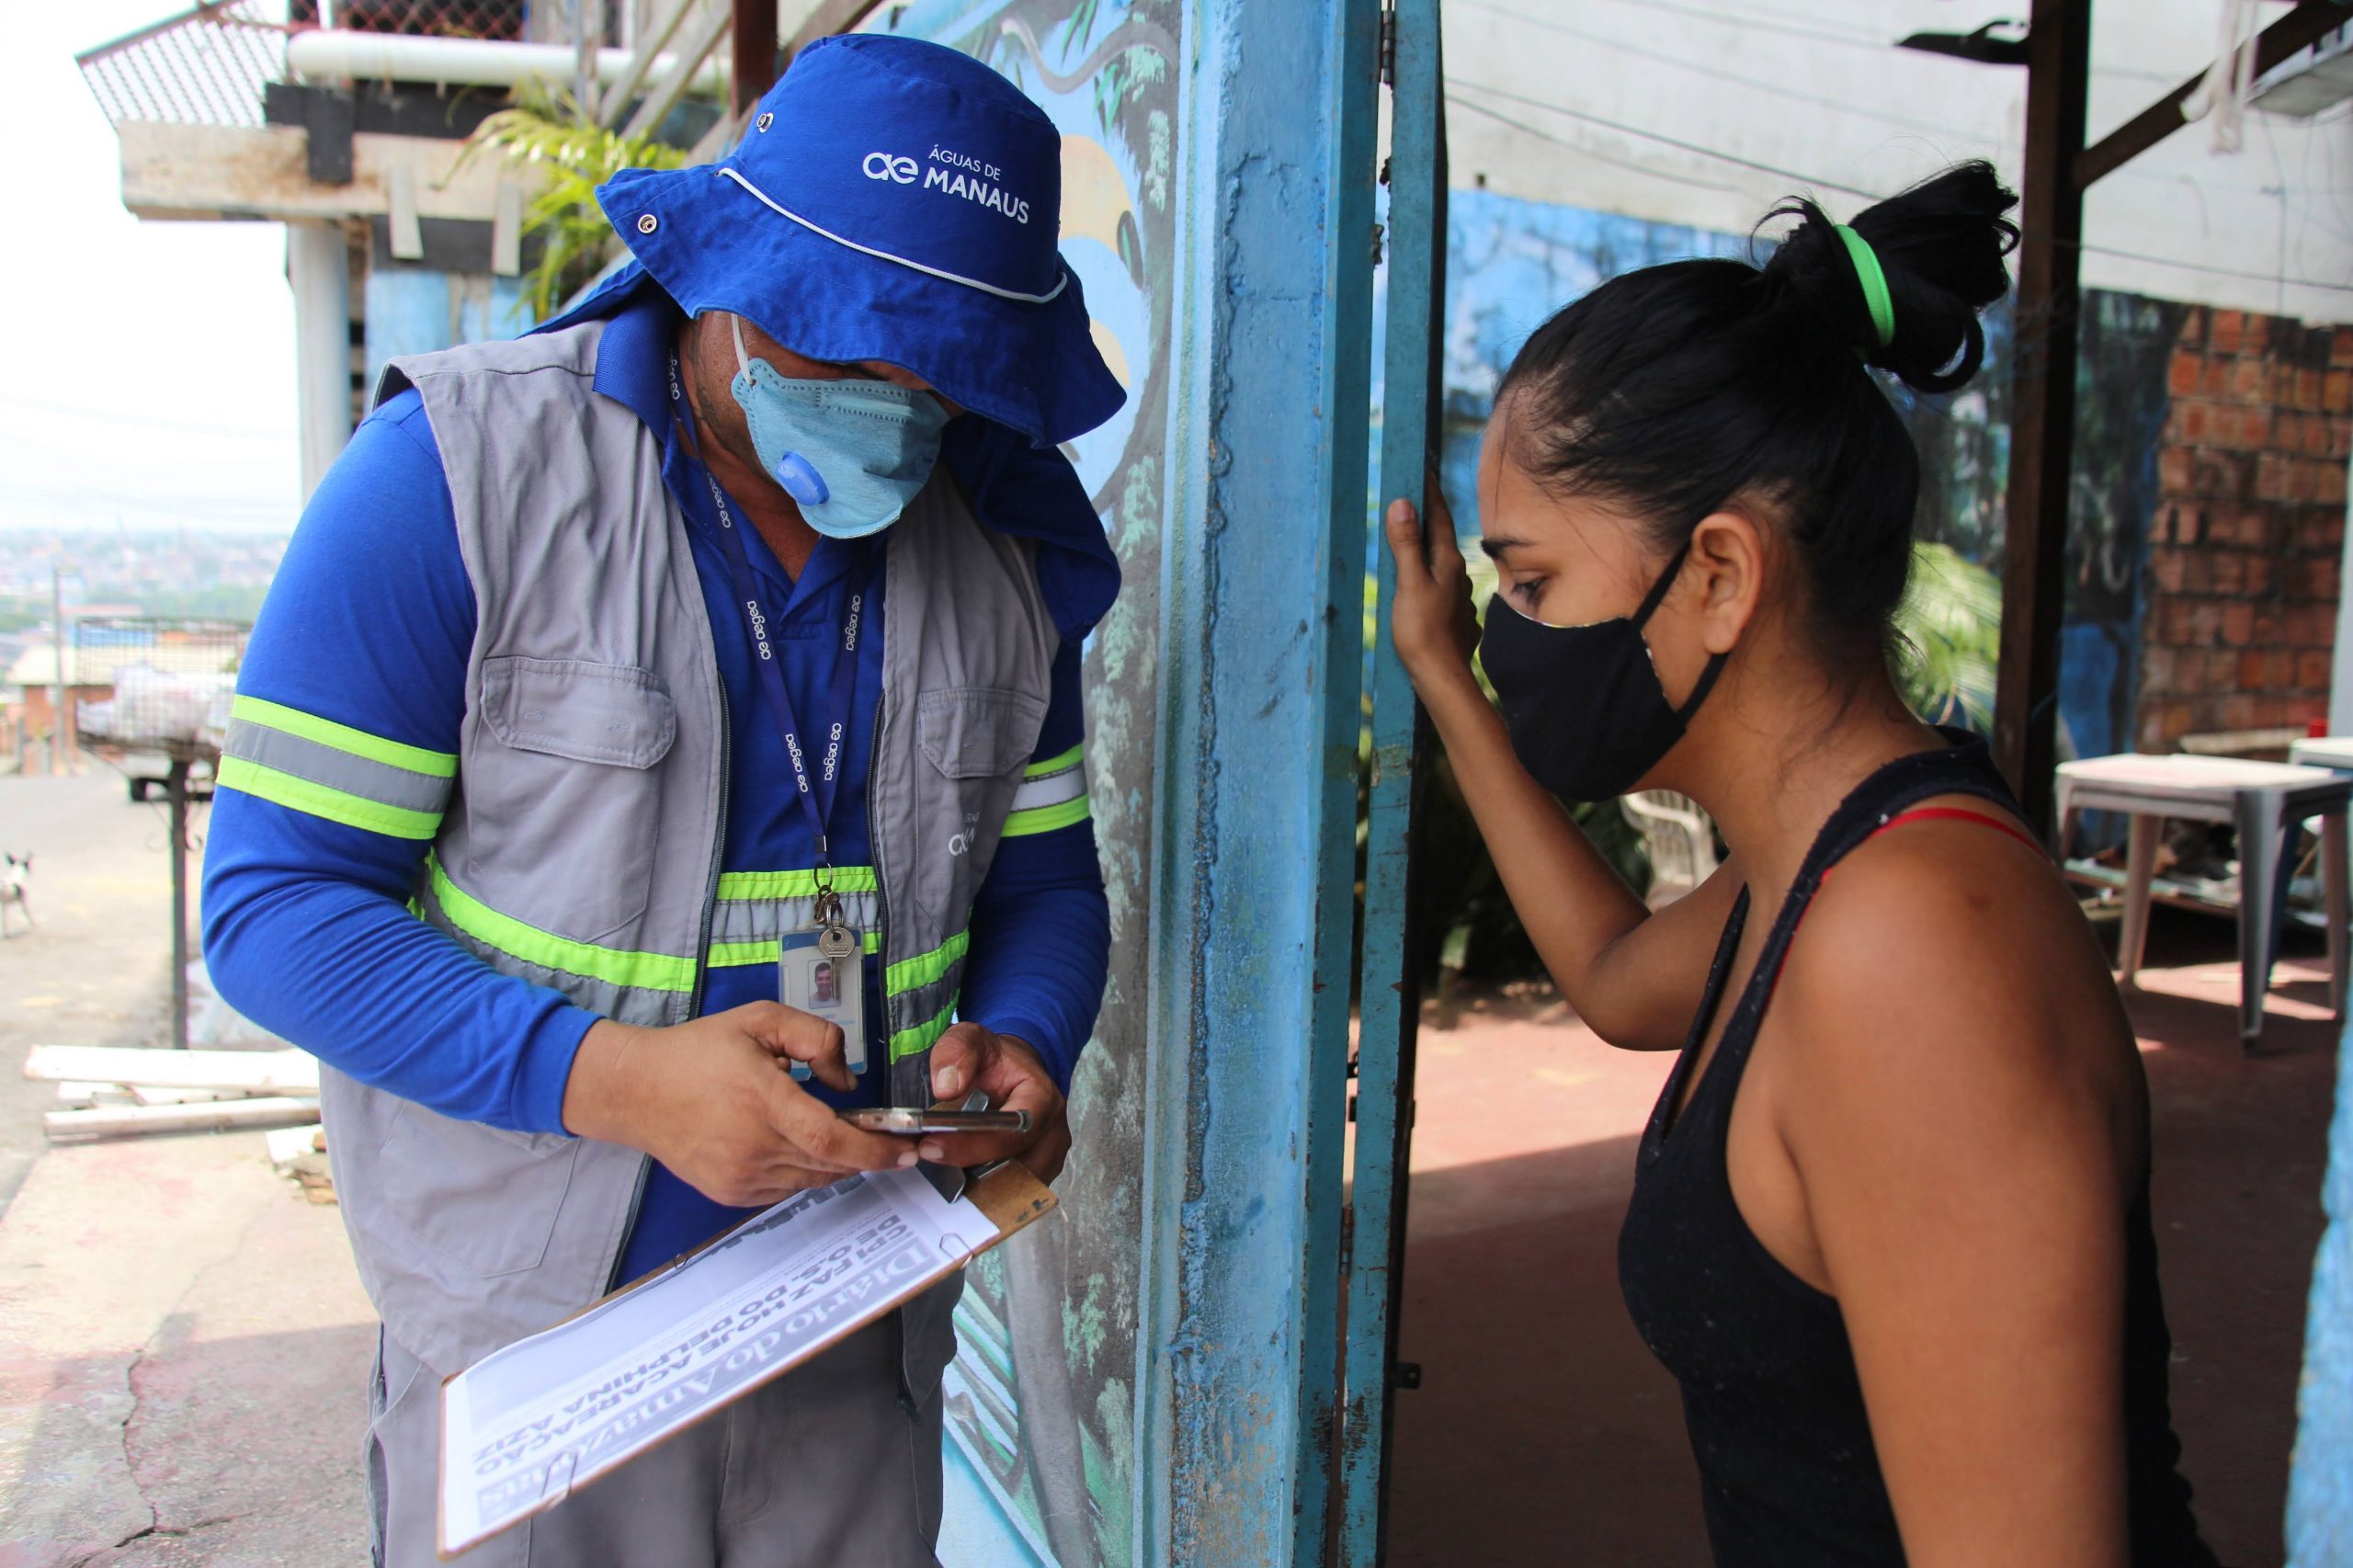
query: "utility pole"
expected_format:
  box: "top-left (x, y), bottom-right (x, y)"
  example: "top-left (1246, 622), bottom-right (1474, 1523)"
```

top-left (49, 564), bottom-right (70, 777)
top-left (574, 0), bottom-right (604, 119)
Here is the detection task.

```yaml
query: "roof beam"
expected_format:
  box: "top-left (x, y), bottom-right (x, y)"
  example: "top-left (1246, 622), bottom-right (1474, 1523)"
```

top-left (2076, 0), bottom-right (2351, 188)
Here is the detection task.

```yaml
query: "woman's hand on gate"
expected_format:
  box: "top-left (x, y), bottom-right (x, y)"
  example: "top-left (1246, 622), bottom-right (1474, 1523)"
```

top-left (563, 1004), bottom-right (916, 1208)
top-left (1384, 474), bottom-right (1482, 696)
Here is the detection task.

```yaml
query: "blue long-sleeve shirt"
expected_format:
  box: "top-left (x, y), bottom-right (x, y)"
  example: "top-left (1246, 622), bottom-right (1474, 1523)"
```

top-left (203, 270), bottom-right (1115, 1280)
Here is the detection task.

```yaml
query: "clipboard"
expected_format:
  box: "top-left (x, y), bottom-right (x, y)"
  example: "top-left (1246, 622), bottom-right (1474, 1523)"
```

top-left (434, 1160), bottom-right (1054, 1559)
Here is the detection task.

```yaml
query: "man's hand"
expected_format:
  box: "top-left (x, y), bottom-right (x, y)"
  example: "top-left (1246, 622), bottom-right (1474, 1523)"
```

top-left (562, 1003), bottom-right (916, 1208)
top-left (922, 1024), bottom-right (1072, 1184)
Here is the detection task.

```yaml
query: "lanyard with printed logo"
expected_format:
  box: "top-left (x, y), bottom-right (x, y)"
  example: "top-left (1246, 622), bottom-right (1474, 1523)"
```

top-left (672, 348), bottom-right (870, 962)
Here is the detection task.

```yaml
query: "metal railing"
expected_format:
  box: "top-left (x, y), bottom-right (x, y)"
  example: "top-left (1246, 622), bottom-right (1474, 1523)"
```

top-left (77, 0), bottom-right (288, 129)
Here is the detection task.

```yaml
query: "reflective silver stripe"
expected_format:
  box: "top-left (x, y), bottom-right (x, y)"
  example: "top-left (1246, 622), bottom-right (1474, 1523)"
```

top-left (223, 719), bottom-right (455, 817)
top-left (708, 888), bottom-right (883, 948)
top-left (1007, 761), bottom-right (1086, 815)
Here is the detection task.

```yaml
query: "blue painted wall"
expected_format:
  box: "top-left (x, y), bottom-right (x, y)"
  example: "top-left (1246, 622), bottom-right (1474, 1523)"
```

top-left (361, 270), bottom-right (531, 397)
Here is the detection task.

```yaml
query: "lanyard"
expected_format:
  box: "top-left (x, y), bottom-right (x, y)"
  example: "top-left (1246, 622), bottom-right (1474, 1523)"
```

top-left (671, 350), bottom-right (870, 881)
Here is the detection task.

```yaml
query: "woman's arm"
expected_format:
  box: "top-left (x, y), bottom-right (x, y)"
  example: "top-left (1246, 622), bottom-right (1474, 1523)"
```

top-left (1776, 823), bottom-right (2139, 1567)
top-left (1384, 491), bottom-right (1733, 1051)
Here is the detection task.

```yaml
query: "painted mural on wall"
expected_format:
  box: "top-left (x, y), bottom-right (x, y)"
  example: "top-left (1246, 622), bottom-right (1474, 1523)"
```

top-left (1415, 185), bottom-right (2182, 782)
top-left (1418, 188), bottom-right (1748, 540)
top-left (870, 2), bottom-right (1179, 1563)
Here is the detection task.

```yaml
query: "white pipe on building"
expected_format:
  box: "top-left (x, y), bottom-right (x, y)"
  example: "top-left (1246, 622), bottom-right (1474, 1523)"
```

top-left (285, 32), bottom-right (726, 95)
top-left (286, 222), bottom-right (352, 500)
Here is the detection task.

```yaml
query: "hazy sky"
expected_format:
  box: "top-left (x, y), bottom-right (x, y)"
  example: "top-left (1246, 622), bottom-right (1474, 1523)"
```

top-left (1, 0), bottom-right (303, 535)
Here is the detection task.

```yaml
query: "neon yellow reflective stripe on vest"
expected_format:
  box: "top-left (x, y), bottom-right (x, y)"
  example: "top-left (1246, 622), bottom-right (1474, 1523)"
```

top-left (220, 695), bottom-right (459, 839)
top-left (1004, 741), bottom-right (1088, 836)
top-left (708, 930), bottom-right (883, 969)
top-left (884, 928), bottom-right (969, 996)
top-left (715, 867), bottom-right (881, 901)
top-left (890, 994), bottom-right (961, 1062)
top-left (428, 856), bottom-right (696, 993)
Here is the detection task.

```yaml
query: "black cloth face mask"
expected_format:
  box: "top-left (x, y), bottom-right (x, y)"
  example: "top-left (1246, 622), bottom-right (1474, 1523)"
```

top-left (1477, 540), bottom-right (1728, 803)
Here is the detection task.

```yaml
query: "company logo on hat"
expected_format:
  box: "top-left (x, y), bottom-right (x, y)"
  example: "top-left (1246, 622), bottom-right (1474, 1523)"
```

top-left (859, 146), bottom-right (1033, 227)
top-left (593, 32), bottom-right (1130, 446)
top-left (701, 35), bottom-right (1070, 304)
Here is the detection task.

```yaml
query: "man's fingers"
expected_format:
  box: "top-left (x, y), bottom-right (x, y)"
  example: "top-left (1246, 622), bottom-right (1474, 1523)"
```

top-left (915, 1070), bottom-right (1055, 1172)
top-left (928, 1022), bottom-right (996, 1102)
top-left (741, 1002), bottom-right (854, 1092)
top-left (766, 1078), bottom-right (912, 1172)
top-left (1013, 1122), bottom-right (1073, 1186)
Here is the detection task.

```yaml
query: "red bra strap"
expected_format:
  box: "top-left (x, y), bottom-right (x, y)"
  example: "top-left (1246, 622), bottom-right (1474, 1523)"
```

top-left (1860, 805), bottom-right (2045, 858)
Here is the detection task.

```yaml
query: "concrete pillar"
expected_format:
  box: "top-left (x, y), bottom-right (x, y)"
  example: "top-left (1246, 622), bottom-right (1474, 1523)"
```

top-left (287, 221), bottom-right (354, 499)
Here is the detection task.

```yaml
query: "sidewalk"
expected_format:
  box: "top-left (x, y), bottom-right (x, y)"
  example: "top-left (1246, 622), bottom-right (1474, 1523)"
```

top-left (0, 1136), bottom-right (374, 1566)
top-left (0, 773), bottom-right (375, 1567)
top-left (1385, 912), bottom-right (2340, 1568)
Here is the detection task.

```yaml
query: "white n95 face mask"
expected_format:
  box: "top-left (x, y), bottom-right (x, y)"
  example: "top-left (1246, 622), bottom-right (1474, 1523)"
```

top-left (724, 313), bottom-right (949, 540)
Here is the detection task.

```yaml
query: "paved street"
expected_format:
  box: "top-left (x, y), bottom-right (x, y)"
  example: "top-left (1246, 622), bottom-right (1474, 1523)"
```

top-left (0, 772), bottom-right (186, 1220)
top-left (0, 771), bottom-right (373, 1567)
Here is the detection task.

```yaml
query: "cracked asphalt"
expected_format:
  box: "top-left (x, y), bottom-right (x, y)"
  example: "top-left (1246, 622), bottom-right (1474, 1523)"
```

top-left (0, 773), bottom-right (375, 1565)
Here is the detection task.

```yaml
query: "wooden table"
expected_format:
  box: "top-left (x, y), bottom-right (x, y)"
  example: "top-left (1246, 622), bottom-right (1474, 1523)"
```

top-left (2055, 754), bottom-right (2351, 1048)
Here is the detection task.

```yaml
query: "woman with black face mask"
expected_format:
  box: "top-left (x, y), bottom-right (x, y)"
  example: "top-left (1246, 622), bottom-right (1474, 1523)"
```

top-left (1383, 162), bottom-right (2218, 1568)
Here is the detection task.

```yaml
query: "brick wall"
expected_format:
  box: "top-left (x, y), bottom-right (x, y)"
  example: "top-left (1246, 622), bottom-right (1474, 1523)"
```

top-left (2138, 308), bottom-right (2352, 750)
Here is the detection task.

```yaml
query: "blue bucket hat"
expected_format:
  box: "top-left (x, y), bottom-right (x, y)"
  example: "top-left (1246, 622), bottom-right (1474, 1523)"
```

top-left (597, 34), bottom-right (1124, 449)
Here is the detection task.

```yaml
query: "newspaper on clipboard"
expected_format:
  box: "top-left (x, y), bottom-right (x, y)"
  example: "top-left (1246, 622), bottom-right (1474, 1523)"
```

top-left (436, 1158), bottom-right (1055, 1558)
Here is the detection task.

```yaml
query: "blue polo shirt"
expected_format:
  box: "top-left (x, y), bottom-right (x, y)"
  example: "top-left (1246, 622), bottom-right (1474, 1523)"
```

top-left (202, 273), bottom-right (1114, 1285)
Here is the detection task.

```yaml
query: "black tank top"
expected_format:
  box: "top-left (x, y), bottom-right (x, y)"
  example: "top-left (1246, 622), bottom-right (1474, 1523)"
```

top-left (1617, 733), bottom-right (2216, 1566)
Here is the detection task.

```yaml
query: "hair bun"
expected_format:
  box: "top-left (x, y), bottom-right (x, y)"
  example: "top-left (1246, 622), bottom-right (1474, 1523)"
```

top-left (1763, 162), bottom-right (2019, 394)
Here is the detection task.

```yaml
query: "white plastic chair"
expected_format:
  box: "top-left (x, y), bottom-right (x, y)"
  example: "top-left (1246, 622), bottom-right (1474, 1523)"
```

top-left (1620, 790), bottom-right (1719, 909)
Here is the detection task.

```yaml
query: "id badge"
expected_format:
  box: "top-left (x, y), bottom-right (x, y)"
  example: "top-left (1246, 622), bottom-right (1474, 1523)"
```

top-left (779, 929), bottom-right (869, 1077)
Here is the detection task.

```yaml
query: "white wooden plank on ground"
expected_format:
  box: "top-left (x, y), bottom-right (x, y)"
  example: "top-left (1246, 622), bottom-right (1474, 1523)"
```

top-left (23, 1046), bottom-right (318, 1096)
top-left (129, 1085), bottom-right (248, 1107)
top-left (43, 1097), bottom-right (324, 1142)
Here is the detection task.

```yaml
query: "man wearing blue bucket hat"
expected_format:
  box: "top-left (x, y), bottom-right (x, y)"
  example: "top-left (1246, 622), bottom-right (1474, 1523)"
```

top-left (202, 34), bottom-right (1123, 1565)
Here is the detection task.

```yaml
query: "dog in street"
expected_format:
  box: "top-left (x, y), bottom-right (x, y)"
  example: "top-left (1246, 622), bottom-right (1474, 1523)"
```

top-left (1, 853), bottom-right (32, 937)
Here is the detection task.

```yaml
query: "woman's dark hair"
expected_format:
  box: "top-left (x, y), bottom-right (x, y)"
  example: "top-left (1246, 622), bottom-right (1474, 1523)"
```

top-left (1497, 161), bottom-right (2019, 665)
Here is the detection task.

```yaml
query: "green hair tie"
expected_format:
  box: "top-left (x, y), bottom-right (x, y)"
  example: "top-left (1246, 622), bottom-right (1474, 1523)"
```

top-left (1834, 223), bottom-right (1895, 351)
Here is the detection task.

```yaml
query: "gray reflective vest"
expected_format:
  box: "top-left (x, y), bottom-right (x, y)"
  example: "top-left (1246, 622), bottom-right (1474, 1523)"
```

top-left (308, 321), bottom-right (1055, 1372)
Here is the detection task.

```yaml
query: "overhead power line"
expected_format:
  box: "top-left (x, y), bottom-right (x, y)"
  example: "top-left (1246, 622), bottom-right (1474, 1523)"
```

top-left (1445, 96), bottom-right (1743, 196)
top-left (1451, 76), bottom-right (1883, 199)
top-left (1448, 84), bottom-right (2353, 295)
top-left (1454, 0), bottom-right (1970, 141)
